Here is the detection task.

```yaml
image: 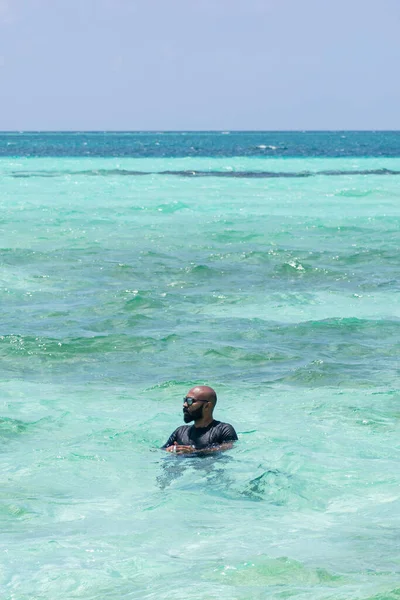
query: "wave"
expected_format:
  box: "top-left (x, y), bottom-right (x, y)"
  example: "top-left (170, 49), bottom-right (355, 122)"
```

top-left (0, 333), bottom-right (177, 359)
top-left (207, 555), bottom-right (342, 585)
top-left (3, 318), bottom-right (397, 348)
top-left (0, 415), bottom-right (56, 444)
top-left (204, 346), bottom-right (292, 363)
top-left (124, 294), bottom-right (164, 311)
top-left (276, 361), bottom-right (376, 387)
top-left (267, 316), bottom-right (400, 336)
top-left (0, 417), bottom-right (29, 437)
top-left (241, 247), bottom-right (399, 276)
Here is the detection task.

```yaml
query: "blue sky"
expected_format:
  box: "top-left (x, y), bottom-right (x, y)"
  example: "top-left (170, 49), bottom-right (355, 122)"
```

top-left (0, 0), bottom-right (399, 130)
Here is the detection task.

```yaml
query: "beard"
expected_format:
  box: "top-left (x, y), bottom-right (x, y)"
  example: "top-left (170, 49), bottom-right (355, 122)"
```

top-left (183, 405), bottom-right (203, 423)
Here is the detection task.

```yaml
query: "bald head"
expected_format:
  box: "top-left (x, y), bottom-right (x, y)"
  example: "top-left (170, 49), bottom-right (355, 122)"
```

top-left (187, 385), bottom-right (217, 407)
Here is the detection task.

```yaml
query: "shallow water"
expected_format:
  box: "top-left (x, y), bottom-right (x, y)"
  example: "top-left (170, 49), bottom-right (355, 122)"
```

top-left (1, 133), bottom-right (400, 599)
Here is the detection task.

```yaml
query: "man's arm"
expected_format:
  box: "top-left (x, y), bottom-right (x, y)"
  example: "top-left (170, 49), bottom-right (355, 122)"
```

top-left (194, 441), bottom-right (235, 454)
top-left (161, 429), bottom-right (178, 450)
top-left (168, 441), bottom-right (235, 454)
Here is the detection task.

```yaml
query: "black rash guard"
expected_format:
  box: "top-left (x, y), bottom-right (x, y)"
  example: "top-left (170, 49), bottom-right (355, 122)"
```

top-left (162, 420), bottom-right (238, 450)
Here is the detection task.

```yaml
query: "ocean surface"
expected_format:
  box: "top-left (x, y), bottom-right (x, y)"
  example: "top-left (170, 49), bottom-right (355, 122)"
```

top-left (1, 132), bottom-right (399, 600)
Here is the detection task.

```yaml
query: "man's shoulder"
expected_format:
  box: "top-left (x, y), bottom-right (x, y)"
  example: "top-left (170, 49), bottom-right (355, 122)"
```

top-left (212, 420), bottom-right (238, 439)
top-left (212, 420), bottom-right (234, 429)
top-left (174, 424), bottom-right (191, 433)
top-left (162, 424), bottom-right (192, 448)
top-left (170, 424), bottom-right (192, 439)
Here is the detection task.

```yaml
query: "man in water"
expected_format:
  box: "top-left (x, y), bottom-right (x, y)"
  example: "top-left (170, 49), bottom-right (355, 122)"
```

top-left (162, 385), bottom-right (238, 454)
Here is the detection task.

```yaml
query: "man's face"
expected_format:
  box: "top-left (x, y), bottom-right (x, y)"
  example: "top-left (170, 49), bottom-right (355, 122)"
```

top-left (183, 389), bottom-right (207, 423)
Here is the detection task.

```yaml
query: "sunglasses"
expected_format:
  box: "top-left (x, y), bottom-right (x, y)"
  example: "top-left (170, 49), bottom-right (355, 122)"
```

top-left (183, 396), bottom-right (209, 406)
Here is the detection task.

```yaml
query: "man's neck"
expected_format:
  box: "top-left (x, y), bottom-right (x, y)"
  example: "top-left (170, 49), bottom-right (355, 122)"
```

top-left (193, 416), bottom-right (214, 428)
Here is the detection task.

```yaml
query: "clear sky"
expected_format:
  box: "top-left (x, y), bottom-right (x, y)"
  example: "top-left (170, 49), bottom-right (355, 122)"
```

top-left (0, 0), bottom-right (399, 130)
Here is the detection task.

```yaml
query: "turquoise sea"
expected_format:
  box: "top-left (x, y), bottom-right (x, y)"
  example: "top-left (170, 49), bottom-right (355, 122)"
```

top-left (1, 132), bottom-right (400, 600)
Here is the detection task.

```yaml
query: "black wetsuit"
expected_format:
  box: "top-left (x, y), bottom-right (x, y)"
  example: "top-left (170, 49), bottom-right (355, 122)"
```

top-left (162, 420), bottom-right (238, 450)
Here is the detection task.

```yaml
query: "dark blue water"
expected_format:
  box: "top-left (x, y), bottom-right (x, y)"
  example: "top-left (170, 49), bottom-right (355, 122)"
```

top-left (1, 130), bottom-right (400, 157)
